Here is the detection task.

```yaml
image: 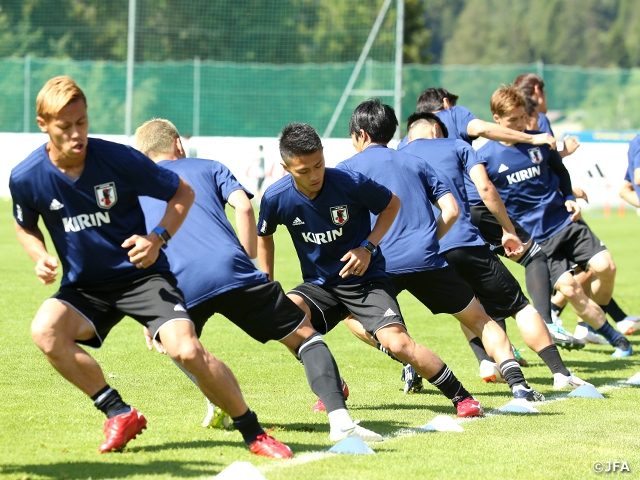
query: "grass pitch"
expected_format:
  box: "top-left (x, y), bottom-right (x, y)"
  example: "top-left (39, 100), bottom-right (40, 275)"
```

top-left (0, 197), bottom-right (638, 479)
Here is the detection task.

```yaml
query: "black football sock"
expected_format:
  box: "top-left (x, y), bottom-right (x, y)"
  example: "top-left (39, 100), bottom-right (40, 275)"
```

top-left (495, 318), bottom-right (507, 332)
top-left (550, 302), bottom-right (564, 318)
top-left (91, 386), bottom-right (130, 418)
top-left (500, 359), bottom-right (529, 390)
top-left (232, 409), bottom-right (265, 445)
top-left (297, 333), bottom-right (345, 413)
top-left (468, 337), bottom-right (494, 364)
top-left (598, 303), bottom-right (609, 315)
top-left (536, 345), bottom-right (570, 376)
top-left (607, 298), bottom-right (627, 322)
top-left (519, 245), bottom-right (553, 324)
top-left (377, 342), bottom-right (403, 364)
top-left (427, 364), bottom-right (471, 406)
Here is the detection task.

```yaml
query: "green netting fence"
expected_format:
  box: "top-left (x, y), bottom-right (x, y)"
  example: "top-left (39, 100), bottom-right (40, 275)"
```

top-left (2, 57), bottom-right (640, 137)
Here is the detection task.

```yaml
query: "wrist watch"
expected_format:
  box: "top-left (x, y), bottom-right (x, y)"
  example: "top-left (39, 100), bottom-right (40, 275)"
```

top-left (152, 226), bottom-right (171, 248)
top-left (360, 240), bottom-right (378, 256)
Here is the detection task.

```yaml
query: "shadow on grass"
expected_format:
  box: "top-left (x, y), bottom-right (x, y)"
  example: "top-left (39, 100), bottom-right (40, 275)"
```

top-left (0, 459), bottom-right (227, 479)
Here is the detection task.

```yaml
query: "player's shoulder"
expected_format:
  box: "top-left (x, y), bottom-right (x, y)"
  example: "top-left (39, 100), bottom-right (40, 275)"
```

top-left (10, 144), bottom-right (49, 182)
top-left (262, 174), bottom-right (293, 202)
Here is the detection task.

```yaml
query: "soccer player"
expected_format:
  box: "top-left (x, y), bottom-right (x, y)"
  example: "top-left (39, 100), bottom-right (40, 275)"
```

top-left (402, 111), bottom-right (589, 389)
top-left (474, 85), bottom-right (632, 358)
top-left (620, 135), bottom-right (640, 208)
top-left (134, 118), bottom-right (375, 445)
top-left (513, 73), bottom-right (579, 159)
top-left (397, 87), bottom-right (556, 150)
top-left (258, 121), bottom-right (488, 419)
top-left (9, 76), bottom-right (293, 457)
top-left (337, 100), bottom-right (546, 401)
top-left (519, 75), bottom-right (640, 337)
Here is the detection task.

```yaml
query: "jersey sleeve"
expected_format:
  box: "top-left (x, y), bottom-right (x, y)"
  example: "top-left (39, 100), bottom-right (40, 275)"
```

top-left (421, 161), bottom-right (451, 204)
top-left (213, 161), bottom-right (254, 202)
top-left (547, 148), bottom-right (573, 198)
top-left (9, 176), bottom-right (39, 228)
top-left (353, 172), bottom-right (393, 216)
top-left (457, 140), bottom-right (485, 173)
top-left (126, 147), bottom-right (181, 201)
top-left (453, 106), bottom-right (478, 140)
top-left (256, 195), bottom-right (279, 236)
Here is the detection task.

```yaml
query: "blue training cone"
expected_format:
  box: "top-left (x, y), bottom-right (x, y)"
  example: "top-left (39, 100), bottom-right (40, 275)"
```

top-left (498, 399), bottom-right (540, 413)
top-left (568, 384), bottom-right (604, 398)
top-left (329, 436), bottom-right (375, 455)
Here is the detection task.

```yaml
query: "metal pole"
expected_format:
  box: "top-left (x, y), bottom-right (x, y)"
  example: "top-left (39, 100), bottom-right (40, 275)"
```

top-left (394, 0), bottom-right (404, 139)
top-left (125, 0), bottom-right (136, 138)
top-left (23, 54), bottom-right (31, 133)
top-left (193, 56), bottom-right (201, 137)
top-left (323, 0), bottom-right (393, 138)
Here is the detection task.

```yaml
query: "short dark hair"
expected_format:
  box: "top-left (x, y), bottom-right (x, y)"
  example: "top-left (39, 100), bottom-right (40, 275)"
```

top-left (513, 73), bottom-right (544, 98)
top-left (416, 87), bottom-right (459, 113)
top-left (406, 111), bottom-right (449, 138)
top-left (523, 96), bottom-right (538, 116)
top-left (279, 122), bottom-right (322, 165)
top-left (349, 99), bottom-right (398, 144)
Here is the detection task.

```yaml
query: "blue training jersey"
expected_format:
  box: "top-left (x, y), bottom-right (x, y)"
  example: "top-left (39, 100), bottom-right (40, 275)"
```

top-left (625, 135), bottom-right (640, 201)
top-left (477, 139), bottom-right (572, 242)
top-left (537, 112), bottom-right (554, 136)
top-left (257, 168), bottom-right (391, 286)
top-left (338, 144), bottom-right (449, 273)
top-left (140, 158), bottom-right (267, 309)
top-left (397, 105), bottom-right (478, 149)
top-left (400, 138), bottom-right (486, 253)
top-left (9, 138), bottom-right (178, 286)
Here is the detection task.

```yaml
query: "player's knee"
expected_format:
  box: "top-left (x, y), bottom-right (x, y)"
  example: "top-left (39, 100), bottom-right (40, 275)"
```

top-left (379, 332), bottom-right (414, 359)
top-left (589, 253), bottom-right (616, 281)
top-left (167, 338), bottom-right (204, 365)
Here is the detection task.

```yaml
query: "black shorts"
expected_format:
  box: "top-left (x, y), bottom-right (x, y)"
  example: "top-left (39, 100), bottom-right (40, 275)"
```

top-left (288, 277), bottom-right (405, 338)
top-left (539, 220), bottom-right (608, 287)
top-left (53, 272), bottom-right (190, 349)
top-left (444, 245), bottom-right (529, 321)
top-left (188, 281), bottom-right (305, 343)
top-left (390, 266), bottom-right (475, 315)
top-left (470, 203), bottom-right (532, 256)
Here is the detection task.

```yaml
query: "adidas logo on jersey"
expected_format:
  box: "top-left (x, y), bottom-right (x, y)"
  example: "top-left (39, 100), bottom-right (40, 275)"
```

top-left (174, 304), bottom-right (187, 313)
top-left (498, 164), bottom-right (509, 173)
top-left (292, 217), bottom-right (305, 226)
top-left (506, 165), bottom-right (541, 185)
top-left (383, 308), bottom-right (397, 317)
top-left (49, 199), bottom-right (64, 210)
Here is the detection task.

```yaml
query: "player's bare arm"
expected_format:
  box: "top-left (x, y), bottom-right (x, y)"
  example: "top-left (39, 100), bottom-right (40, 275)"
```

top-left (339, 193), bottom-right (400, 278)
top-left (15, 221), bottom-right (59, 284)
top-left (619, 181), bottom-right (640, 207)
top-left (634, 168), bottom-right (640, 186)
top-left (469, 164), bottom-right (523, 256)
top-left (432, 192), bottom-right (459, 240)
top-left (228, 189), bottom-right (258, 260)
top-left (572, 187), bottom-right (589, 203)
top-left (123, 177), bottom-right (194, 268)
top-left (467, 118), bottom-right (556, 150)
top-left (258, 234), bottom-right (276, 281)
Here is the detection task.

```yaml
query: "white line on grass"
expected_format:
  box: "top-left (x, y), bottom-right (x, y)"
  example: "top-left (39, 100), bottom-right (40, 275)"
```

top-left (257, 379), bottom-right (637, 474)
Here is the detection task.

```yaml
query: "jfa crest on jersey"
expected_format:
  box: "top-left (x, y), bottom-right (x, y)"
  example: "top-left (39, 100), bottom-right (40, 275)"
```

top-left (527, 147), bottom-right (543, 164)
top-left (95, 182), bottom-right (117, 209)
top-left (330, 205), bottom-right (349, 225)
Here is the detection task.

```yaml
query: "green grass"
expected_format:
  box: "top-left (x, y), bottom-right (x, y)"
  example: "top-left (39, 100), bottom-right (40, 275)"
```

top-left (0, 197), bottom-right (639, 479)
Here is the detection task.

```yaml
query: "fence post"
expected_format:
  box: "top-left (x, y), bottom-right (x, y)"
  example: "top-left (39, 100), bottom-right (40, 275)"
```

top-left (193, 56), bottom-right (200, 137)
top-left (24, 54), bottom-right (31, 133)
